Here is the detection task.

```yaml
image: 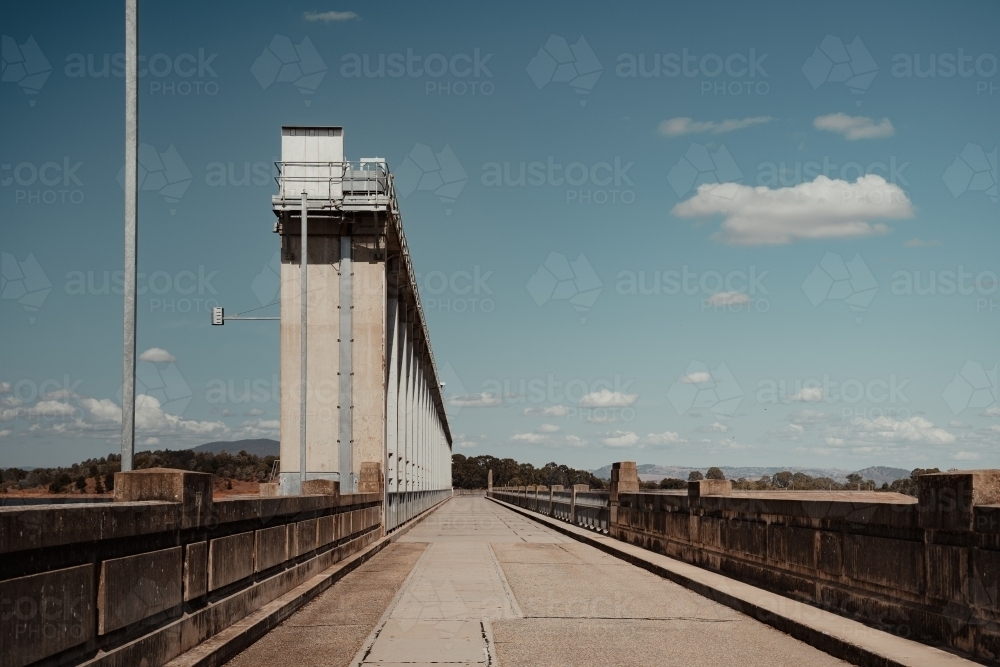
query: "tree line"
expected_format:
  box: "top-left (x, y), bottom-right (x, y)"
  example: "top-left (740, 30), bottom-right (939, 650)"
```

top-left (452, 454), bottom-right (606, 490)
top-left (642, 466), bottom-right (941, 496)
top-left (1, 448), bottom-right (278, 494)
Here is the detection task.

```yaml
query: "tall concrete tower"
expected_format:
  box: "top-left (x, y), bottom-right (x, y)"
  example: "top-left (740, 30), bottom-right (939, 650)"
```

top-left (271, 126), bottom-right (452, 500)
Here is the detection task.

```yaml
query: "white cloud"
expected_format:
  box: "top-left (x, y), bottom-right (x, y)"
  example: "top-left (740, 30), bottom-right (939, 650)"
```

top-left (510, 432), bottom-right (586, 448)
top-left (246, 407), bottom-right (265, 416)
top-left (0, 429), bottom-right (10, 438)
top-left (768, 423), bottom-right (806, 440)
top-left (135, 395), bottom-right (227, 435)
top-left (303, 10), bottom-right (359, 22)
top-left (236, 418), bottom-right (280, 438)
top-left (904, 238), bottom-right (941, 248)
top-left (80, 397), bottom-right (121, 422)
top-left (681, 372), bottom-right (712, 384)
top-left (143, 437), bottom-right (160, 446)
top-left (523, 405), bottom-right (569, 417)
top-left (699, 421), bottom-right (730, 433)
top-left (454, 433), bottom-right (487, 449)
top-left (949, 420), bottom-right (971, 429)
top-left (953, 451), bottom-right (980, 460)
top-left (814, 113), bottom-right (894, 140)
top-left (0, 382), bottom-right (10, 393)
top-left (579, 389), bottom-right (638, 408)
top-left (672, 174), bottom-right (914, 246)
top-left (982, 407), bottom-right (1000, 417)
top-left (448, 393), bottom-right (502, 408)
top-left (836, 415), bottom-right (955, 445)
top-left (537, 423), bottom-right (560, 433)
top-left (659, 116), bottom-right (774, 137)
top-left (789, 387), bottom-right (824, 402)
top-left (139, 348), bottom-right (177, 363)
top-left (789, 410), bottom-right (837, 425)
top-left (602, 431), bottom-right (639, 448)
top-left (643, 430), bottom-right (683, 446)
top-left (707, 291), bottom-right (750, 307)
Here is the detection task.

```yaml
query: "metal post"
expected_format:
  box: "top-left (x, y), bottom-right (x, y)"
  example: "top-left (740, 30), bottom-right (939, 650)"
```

top-left (339, 232), bottom-right (353, 492)
top-left (121, 0), bottom-right (138, 472)
top-left (299, 191), bottom-right (308, 489)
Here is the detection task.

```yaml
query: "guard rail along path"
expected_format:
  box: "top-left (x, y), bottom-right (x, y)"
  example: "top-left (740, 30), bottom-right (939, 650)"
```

top-left (490, 462), bottom-right (1000, 663)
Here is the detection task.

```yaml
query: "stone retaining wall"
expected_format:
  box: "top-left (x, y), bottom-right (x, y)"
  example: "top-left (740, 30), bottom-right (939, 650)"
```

top-left (0, 469), bottom-right (383, 667)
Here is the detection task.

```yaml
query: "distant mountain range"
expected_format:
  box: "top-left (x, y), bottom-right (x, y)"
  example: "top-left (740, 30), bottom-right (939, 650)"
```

top-left (191, 438), bottom-right (279, 457)
top-left (590, 463), bottom-right (911, 485)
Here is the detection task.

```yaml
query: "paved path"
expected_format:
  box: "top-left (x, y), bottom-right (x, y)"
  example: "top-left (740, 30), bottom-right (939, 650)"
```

top-left (228, 496), bottom-right (850, 667)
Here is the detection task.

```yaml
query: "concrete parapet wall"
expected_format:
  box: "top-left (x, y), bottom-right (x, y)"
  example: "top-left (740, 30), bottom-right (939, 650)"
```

top-left (490, 467), bottom-right (1000, 663)
top-left (0, 470), bottom-right (384, 667)
top-left (613, 474), bottom-right (1000, 662)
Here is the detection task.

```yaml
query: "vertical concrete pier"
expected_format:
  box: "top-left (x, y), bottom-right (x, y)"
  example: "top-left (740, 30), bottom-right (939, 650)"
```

top-left (271, 127), bottom-right (452, 499)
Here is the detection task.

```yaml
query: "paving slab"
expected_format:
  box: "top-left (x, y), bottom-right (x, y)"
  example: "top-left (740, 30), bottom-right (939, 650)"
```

top-left (223, 542), bottom-right (426, 667)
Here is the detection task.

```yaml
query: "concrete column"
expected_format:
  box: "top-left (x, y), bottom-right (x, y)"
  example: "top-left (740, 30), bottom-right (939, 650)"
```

top-left (570, 484), bottom-right (589, 525)
top-left (404, 331), bottom-right (414, 491)
top-left (385, 294), bottom-right (399, 495)
top-left (610, 462), bottom-right (639, 538)
top-left (918, 471), bottom-right (1000, 531)
top-left (279, 231), bottom-right (340, 494)
top-left (488, 469), bottom-right (493, 493)
top-left (351, 234), bottom-right (386, 492)
top-left (338, 234), bottom-right (354, 492)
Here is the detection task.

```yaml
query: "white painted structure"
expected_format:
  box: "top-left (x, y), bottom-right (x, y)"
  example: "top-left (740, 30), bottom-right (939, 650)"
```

top-left (271, 126), bottom-right (452, 520)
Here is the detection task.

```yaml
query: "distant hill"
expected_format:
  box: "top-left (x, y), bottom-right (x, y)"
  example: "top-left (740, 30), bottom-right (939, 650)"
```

top-left (191, 439), bottom-right (279, 457)
top-left (853, 466), bottom-right (911, 485)
top-left (590, 463), bottom-right (911, 484)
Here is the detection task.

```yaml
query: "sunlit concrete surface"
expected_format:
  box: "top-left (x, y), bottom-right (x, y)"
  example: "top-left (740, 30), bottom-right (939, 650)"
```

top-left (223, 496), bottom-right (849, 667)
top-left (223, 542), bottom-right (427, 667)
top-left (364, 496), bottom-right (847, 667)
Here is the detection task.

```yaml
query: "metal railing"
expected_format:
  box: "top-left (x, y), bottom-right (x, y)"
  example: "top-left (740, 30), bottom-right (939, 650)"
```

top-left (489, 487), bottom-right (610, 534)
top-left (273, 160), bottom-right (390, 204)
top-left (385, 488), bottom-right (452, 533)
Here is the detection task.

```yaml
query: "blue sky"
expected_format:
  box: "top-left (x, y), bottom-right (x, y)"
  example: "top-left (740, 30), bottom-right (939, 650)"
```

top-left (1, 0), bottom-right (998, 471)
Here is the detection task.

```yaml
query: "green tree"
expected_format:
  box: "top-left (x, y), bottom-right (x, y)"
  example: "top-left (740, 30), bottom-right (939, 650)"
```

top-left (705, 467), bottom-right (725, 480)
top-left (688, 470), bottom-right (704, 481)
top-left (773, 471), bottom-right (793, 488)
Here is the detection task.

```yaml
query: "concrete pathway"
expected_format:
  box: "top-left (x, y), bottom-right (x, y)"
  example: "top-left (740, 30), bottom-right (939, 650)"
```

top-left (348, 495), bottom-right (849, 667)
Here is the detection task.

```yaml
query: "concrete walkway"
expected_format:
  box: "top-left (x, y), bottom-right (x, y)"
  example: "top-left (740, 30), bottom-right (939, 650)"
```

top-left (350, 495), bottom-right (849, 667)
top-left (226, 496), bottom-right (852, 667)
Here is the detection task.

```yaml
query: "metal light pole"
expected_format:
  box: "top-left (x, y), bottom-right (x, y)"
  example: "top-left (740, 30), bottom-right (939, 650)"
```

top-left (299, 191), bottom-right (308, 489)
top-left (121, 0), bottom-right (138, 471)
